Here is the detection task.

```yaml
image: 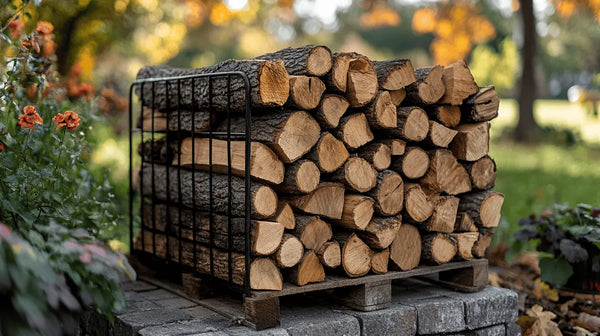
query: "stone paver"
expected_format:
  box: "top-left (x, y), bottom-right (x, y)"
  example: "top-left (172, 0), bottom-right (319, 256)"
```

top-left (279, 305), bottom-right (361, 336)
top-left (465, 324), bottom-right (506, 336)
top-left (345, 304), bottom-right (417, 336)
top-left (460, 286), bottom-right (519, 330)
top-left (402, 296), bottom-right (466, 335)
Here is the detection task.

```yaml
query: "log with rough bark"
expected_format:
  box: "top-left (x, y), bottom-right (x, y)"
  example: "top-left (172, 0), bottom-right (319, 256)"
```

top-left (424, 121), bottom-right (458, 148)
top-left (344, 52), bottom-right (379, 108)
top-left (334, 113), bottom-right (374, 150)
top-left (381, 139), bottom-right (406, 156)
top-left (389, 89), bottom-right (406, 106)
top-left (137, 107), bottom-right (215, 133)
top-left (276, 159), bottom-right (320, 194)
top-left (421, 196), bottom-right (459, 233)
top-left (286, 183), bottom-right (345, 219)
top-left (335, 232), bottom-right (374, 277)
top-left (317, 241), bottom-right (342, 268)
top-left (438, 60), bottom-right (478, 105)
top-left (136, 60), bottom-right (289, 113)
top-left (427, 105), bottom-right (461, 128)
top-left (358, 216), bottom-right (402, 250)
top-left (450, 232), bottom-right (479, 260)
top-left (285, 251), bottom-right (325, 286)
top-left (455, 212), bottom-right (478, 232)
top-left (171, 138), bottom-right (285, 185)
top-left (389, 224), bottom-right (421, 271)
top-left (450, 122), bottom-right (490, 161)
top-left (462, 155), bottom-right (496, 190)
top-left (403, 183), bottom-right (433, 223)
top-left (458, 191), bottom-right (504, 228)
top-left (405, 65), bottom-right (445, 105)
top-left (323, 53), bottom-right (351, 92)
top-left (390, 146), bottom-right (429, 179)
top-left (307, 132), bottom-right (350, 173)
top-left (472, 229), bottom-right (494, 258)
top-left (292, 216), bottom-right (333, 251)
top-left (141, 202), bottom-right (284, 256)
top-left (461, 86), bottom-right (499, 123)
top-left (371, 249), bottom-right (390, 274)
top-left (330, 156), bottom-right (377, 193)
top-left (420, 149), bottom-right (471, 195)
top-left (271, 201), bottom-right (295, 230)
top-left (362, 91), bottom-right (397, 129)
top-left (372, 59), bottom-right (417, 90)
top-left (421, 233), bottom-right (457, 265)
top-left (357, 142), bottom-right (391, 171)
top-left (257, 45), bottom-right (332, 76)
top-left (330, 194), bottom-right (374, 231)
top-left (275, 234), bottom-right (304, 268)
top-left (385, 106), bottom-right (429, 142)
top-left (367, 170), bottom-right (404, 216)
top-left (312, 94), bottom-right (349, 129)
top-left (287, 76), bottom-right (326, 110)
top-left (141, 164), bottom-right (278, 218)
top-left (215, 110), bottom-right (321, 163)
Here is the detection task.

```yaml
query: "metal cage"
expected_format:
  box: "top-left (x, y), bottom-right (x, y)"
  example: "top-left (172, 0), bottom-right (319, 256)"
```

top-left (128, 72), bottom-right (253, 295)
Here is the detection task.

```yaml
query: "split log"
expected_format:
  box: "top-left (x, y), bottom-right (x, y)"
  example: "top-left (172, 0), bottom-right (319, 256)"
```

top-left (362, 91), bottom-right (397, 129)
top-left (334, 113), bottom-right (374, 150)
top-left (136, 60), bottom-right (289, 113)
top-left (330, 194), bottom-right (374, 231)
top-left (472, 230), bottom-right (494, 258)
top-left (455, 212), bottom-right (478, 232)
top-left (458, 191), bottom-right (504, 228)
top-left (371, 249), bottom-right (390, 274)
top-left (286, 183), bottom-right (345, 219)
top-left (141, 164), bottom-right (278, 218)
top-left (405, 65), bottom-right (445, 105)
top-left (137, 108), bottom-right (167, 131)
top-left (420, 149), bottom-right (471, 195)
top-left (138, 107), bottom-right (214, 132)
top-left (275, 234), bottom-right (304, 268)
top-left (421, 196), bottom-right (459, 233)
top-left (313, 94), bottom-right (349, 129)
top-left (389, 224), bottom-right (421, 271)
top-left (461, 86), bottom-right (499, 123)
top-left (421, 233), bottom-right (457, 265)
top-left (462, 155), bottom-right (496, 190)
top-left (330, 156), bottom-right (378, 193)
top-left (450, 122), bottom-right (490, 161)
top-left (287, 75), bottom-right (326, 110)
top-left (307, 132), bottom-right (349, 173)
top-left (358, 216), bottom-right (402, 250)
top-left (249, 258), bottom-right (284, 290)
top-left (276, 159), bottom-right (320, 194)
top-left (386, 106), bottom-right (429, 142)
top-left (357, 142), bottom-right (391, 171)
top-left (141, 202), bottom-right (283, 256)
top-left (292, 216), bottom-right (333, 251)
top-left (343, 52), bottom-right (379, 107)
top-left (317, 241), bottom-right (342, 268)
top-left (424, 121), bottom-right (458, 148)
top-left (323, 53), bottom-right (351, 92)
top-left (372, 59), bottom-right (417, 90)
top-left (438, 60), bottom-right (478, 105)
top-left (403, 183), bottom-right (433, 222)
top-left (367, 170), bottom-right (404, 216)
top-left (381, 139), bottom-right (406, 156)
top-left (390, 146), bottom-right (429, 179)
top-left (173, 138), bottom-right (285, 185)
top-left (257, 45), bottom-right (332, 76)
top-left (449, 232), bottom-right (479, 260)
top-left (389, 88), bottom-right (406, 106)
top-left (427, 105), bottom-right (461, 128)
top-left (285, 251), bottom-right (325, 286)
top-left (271, 201), bottom-right (295, 230)
top-left (215, 110), bottom-right (321, 163)
top-left (336, 232), bottom-right (374, 277)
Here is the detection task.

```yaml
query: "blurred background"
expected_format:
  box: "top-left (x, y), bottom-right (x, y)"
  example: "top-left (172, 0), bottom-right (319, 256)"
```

top-left (12, 0), bottom-right (600, 257)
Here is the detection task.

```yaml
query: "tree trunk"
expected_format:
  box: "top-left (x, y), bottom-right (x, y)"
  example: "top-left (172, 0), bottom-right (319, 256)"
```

top-left (515, 0), bottom-right (538, 142)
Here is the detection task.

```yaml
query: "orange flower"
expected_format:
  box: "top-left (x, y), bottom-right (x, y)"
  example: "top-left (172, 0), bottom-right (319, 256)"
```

top-left (8, 18), bottom-right (24, 38)
top-left (17, 105), bottom-right (43, 130)
top-left (42, 41), bottom-right (56, 57)
top-left (35, 21), bottom-right (54, 35)
top-left (0, 142), bottom-right (4, 151)
top-left (21, 39), bottom-right (40, 53)
top-left (52, 110), bottom-right (81, 131)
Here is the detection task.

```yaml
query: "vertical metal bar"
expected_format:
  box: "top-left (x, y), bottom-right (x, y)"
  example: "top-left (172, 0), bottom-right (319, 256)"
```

top-left (243, 74), bottom-right (252, 296)
top-left (192, 78), bottom-right (198, 270)
top-left (128, 83), bottom-right (135, 252)
top-left (139, 82), bottom-right (145, 252)
top-left (165, 80), bottom-right (171, 261)
top-left (208, 76), bottom-right (215, 277)
top-left (177, 78), bottom-right (183, 265)
top-left (151, 82), bottom-right (156, 256)
top-left (226, 74), bottom-right (233, 283)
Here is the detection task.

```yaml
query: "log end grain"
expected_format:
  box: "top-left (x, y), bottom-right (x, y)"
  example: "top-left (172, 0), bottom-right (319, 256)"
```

top-left (253, 221), bottom-right (285, 256)
top-left (450, 122), bottom-right (490, 162)
top-left (401, 147), bottom-right (430, 179)
top-left (422, 234), bottom-right (457, 265)
top-left (295, 160), bottom-right (321, 194)
top-left (372, 170), bottom-right (404, 216)
top-left (346, 56), bottom-right (378, 107)
top-left (276, 234), bottom-right (304, 268)
top-left (341, 233), bottom-right (374, 277)
top-left (307, 46), bottom-right (333, 76)
top-left (439, 60), bottom-right (478, 105)
top-left (404, 183), bottom-right (433, 222)
top-left (480, 192), bottom-right (504, 228)
top-left (340, 113), bottom-right (374, 149)
top-left (373, 91), bottom-right (398, 128)
top-left (289, 76), bottom-right (326, 110)
top-left (250, 258), bottom-right (283, 290)
top-left (273, 201), bottom-right (296, 230)
top-left (259, 60), bottom-right (291, 106)
top-left (316, 94), bottom-right (349, 129)
top-left (317, 241), bottom-right (342, 268)
top-left (371, 249), bottom-right (390, 274)
top-left (275, 110), bottom-right (321, 163)
top-left (313, 132), bottom-right (350, 173)
top-left (397, 106), bottom-right (429, 142)
top-left (342, 156), bottom-right (378, 193)
top-left (390, 224), bottom-right (421, 271)
top-left (254, 186), bottom-right (279, 218)
top-left (416, 65), bottom-right (445, 104)
top-left (389, 88), bottom-right (407, 106)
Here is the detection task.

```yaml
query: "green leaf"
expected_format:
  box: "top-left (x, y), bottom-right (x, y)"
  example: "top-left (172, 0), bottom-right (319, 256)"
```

top-left (539, 256), bottom-right (574, 286)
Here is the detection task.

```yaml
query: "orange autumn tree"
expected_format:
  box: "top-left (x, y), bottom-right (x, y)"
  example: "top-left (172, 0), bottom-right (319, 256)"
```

top-left (552, 0), bottom-right (600, 21)
top-left (412, 1), bottom-right (495, 65)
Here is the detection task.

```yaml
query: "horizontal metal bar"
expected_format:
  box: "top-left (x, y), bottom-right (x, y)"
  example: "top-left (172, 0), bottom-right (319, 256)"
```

top-left (132, 71), bottom-right (249, 85)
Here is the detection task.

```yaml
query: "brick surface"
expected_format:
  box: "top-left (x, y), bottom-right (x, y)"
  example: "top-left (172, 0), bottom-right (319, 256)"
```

top-left (460, 286), bottom-right (519, 330)
top-left (401, 296), bottom-right (466, 335)
top-left (279, 305), bottom-right (361, 336)
top-left (465, 324), bottom-right (506, 336)
top-left (346, 304), bottom-right (417, 336)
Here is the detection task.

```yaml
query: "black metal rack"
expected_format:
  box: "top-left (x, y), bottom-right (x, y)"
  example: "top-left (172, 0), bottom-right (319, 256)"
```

top-left (128, 72), bottom-right (253, 295)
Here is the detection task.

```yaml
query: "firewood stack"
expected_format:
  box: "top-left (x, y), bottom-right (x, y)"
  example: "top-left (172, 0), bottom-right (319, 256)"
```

top-left (134, 46), bottom-right (504, 291)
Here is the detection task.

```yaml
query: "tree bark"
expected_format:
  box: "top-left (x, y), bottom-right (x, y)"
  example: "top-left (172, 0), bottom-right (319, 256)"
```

top-left (515, 0), bottom-right (538, 142)
top-left (461, 86), bottom-right (499, 122)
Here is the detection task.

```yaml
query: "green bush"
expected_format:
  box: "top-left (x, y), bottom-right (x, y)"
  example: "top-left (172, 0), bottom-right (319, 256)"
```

top-left (0, 2), bottom-right (134, 335)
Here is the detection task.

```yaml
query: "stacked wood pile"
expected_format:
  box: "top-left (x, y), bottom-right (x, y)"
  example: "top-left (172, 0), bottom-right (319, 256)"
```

top-left (134, 45), bottom-right (503, 291)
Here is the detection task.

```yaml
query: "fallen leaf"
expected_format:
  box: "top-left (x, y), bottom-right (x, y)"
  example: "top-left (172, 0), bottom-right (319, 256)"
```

top-left (533, 279), bottom-right (559, 302)
top-left (522, 304), bottom-right (562, 336)
top-left (578, 313), bottom-right (600, 332)
top-left (574, 326), bottom-right (593, 336)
